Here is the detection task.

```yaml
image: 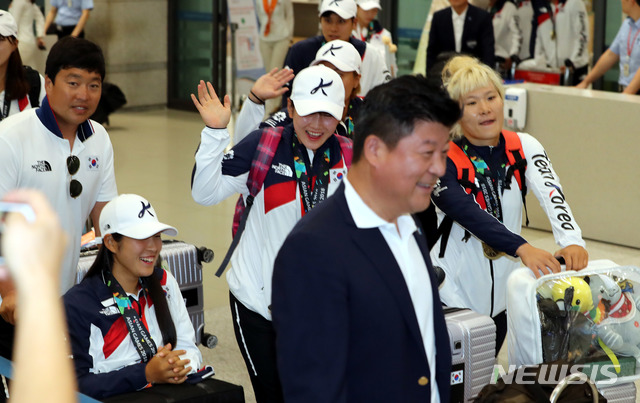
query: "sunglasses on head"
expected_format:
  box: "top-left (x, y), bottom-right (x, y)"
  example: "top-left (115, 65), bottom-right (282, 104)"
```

top-left (67, 156), bottom-right (83, 198)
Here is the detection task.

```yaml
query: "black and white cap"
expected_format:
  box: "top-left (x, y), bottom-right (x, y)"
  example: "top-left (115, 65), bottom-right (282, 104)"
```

top-left (356, 0), bottom-right (381, 11)
top-left (100, 194), bottom-right (178, 239)
top-left (312, 40), bottom-right (362, 75)
top-left (290, 65), bottom-right (345, 121)
top-left (319, 0), bottom-right (357, 19)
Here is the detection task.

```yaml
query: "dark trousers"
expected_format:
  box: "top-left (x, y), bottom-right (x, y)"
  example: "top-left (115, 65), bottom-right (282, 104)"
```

top-left (0, 318), bottom-right (13, 403)
top-left (493, 310), bottom-right (508, 358)
top-left (229, 292), bottom-right (283, 403)
top-left (0, 317), bottom-right (13, 361)
top-left (56, 25), bottom-right (85, 40)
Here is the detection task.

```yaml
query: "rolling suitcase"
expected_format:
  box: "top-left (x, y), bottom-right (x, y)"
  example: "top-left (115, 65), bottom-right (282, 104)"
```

top-left (599, 382), bottom-right (637, 403)
top-left (76, 240), bottom-right (216, 348)
top-left (445, 307), bottom-right (497, 402)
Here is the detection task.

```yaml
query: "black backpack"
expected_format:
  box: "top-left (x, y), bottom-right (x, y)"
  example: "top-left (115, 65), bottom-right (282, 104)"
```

top-left (24, 65), bottom-right (41, 108)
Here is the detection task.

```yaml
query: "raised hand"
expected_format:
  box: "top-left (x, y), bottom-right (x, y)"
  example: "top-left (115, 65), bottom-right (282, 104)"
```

top-left (250, 68), bottom-right (294, 102)
top-left (191, 80), bottom-right (231, 129)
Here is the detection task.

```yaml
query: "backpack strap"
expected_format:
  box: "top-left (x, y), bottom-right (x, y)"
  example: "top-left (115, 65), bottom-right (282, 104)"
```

top-left (448, 141), bottom-right (485, 209)
top-left (335, 134), bottom-right (353, 168)
top-left (215, 126), bottom-right (284, 278)
top-left (23, 66), bottom-right (41, 109)
top-left (502, 130), bottom-right (529, 225)
top-left (428, 141), bottom-right (477, 257)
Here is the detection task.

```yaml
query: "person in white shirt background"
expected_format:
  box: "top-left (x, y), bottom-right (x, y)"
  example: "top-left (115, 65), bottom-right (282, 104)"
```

top-left (9, 0), bottom-right (46, 73)
top-left (255, 0), bottom-right (294, 114)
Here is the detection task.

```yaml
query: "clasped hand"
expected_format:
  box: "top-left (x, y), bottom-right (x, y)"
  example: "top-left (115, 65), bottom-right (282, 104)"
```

top-left (145, 343), bottom-right (192, 384)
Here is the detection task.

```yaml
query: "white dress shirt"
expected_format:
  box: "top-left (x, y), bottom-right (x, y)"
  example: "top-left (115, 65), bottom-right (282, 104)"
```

top-left (452, 6), bottom-right (468, 53)
top-left (343, 177), bottom-right (440, 403)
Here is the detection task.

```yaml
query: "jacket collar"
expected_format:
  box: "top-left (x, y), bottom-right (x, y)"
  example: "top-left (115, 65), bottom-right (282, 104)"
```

top-left (36, 96), bottom-right (95, 142)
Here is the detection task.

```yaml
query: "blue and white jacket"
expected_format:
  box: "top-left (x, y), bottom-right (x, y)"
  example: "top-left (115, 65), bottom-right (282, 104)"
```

top-left (64, 267), bottom-right (202, 399)
top-left (191, 124), bottom-right (350, 320)
top-left (431, 132), bottom-right (585, 317)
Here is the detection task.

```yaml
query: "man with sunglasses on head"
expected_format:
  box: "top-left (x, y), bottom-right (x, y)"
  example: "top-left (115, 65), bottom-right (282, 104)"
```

top-left (0, 36), bottom-right (117, 360)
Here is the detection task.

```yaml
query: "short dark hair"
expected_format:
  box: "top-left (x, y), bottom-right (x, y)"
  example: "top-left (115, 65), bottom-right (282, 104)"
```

top-left (45, 36), bottom-right (106, 83)
top-left (352, 75), bottom-right (461, 162)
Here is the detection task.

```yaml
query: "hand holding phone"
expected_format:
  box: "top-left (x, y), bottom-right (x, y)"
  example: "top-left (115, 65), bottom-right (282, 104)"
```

top-left (0, 202), bottom-right (35, 266)
top-left (0, 190), bottom-right (67, 291)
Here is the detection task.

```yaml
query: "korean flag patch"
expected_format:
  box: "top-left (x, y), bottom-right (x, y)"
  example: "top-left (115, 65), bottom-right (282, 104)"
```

top-left (330, 168), bottom-right (347, 184)
top-left (87, 156), bottom-right (100, 170)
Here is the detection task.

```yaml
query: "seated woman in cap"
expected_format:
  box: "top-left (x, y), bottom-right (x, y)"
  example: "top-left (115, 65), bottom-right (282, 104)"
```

top-left (235, 39), bottom-right (363, 142)
top-left (63, 194), bottom-right (203, 399)
top-left (191, 65), bottom-right (350, 402)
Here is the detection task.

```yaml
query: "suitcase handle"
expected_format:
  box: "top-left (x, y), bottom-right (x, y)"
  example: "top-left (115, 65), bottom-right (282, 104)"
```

top-left (549, 373), bottom-right (598, 403)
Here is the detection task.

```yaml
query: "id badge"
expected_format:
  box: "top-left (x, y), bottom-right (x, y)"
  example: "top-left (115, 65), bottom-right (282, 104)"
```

top-left (624, 63), bottom-right (630, 77)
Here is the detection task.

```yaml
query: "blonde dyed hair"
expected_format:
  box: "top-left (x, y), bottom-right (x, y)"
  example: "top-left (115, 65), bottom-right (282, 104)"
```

top-left (442, 56), bottom-right (504, 138)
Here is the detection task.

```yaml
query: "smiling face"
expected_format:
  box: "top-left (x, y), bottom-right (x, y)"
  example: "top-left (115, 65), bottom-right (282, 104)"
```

top-left (45, 67), bottom-right (102, 138)
top-left (288, 99), bottom-right (340, 151)
top-left (107, 233), bottom-right (162, 293)
top-left (321, 12), bottom-right (355, 42)
top-left (459, 85), bottom-right (504, 146)
top-left (371, 120), bottom-right (450, 221)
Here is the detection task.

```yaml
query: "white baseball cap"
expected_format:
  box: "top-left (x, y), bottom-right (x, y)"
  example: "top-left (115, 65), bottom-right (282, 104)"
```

top-left (290, 65), bottom-right (345, 121)
top-left (0, 11), bottom-right (18, 38)
top-left (311, 40), bottom-right (362, 75)
top-left (100, 194), bottom-right (178, 239)
top-left (319, 0), bottom-right (357, 19)
top-left (356, 0), bottom-right (382, 10)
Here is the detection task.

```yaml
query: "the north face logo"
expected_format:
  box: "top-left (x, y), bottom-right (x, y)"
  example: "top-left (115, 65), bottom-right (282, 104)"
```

top-left (32, 160), bottom-right (52, 172)
top-left (272, 163), bottom-right (293, 177)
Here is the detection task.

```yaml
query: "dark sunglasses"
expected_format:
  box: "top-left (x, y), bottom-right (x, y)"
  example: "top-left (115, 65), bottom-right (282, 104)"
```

top-left (67, 156), bottom-right (83, 198)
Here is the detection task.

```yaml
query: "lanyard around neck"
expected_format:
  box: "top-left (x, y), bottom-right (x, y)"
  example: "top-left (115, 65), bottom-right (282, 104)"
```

top-left (292, 134), bottom-right (332, 214)
top-left (103, 269), bottom-right (158, 363)
top-left (263, 0), bottom-right (278, 36)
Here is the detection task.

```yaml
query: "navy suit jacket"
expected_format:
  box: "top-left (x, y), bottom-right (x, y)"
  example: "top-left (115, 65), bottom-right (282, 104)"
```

top-left (272, 183), bottom-right (451, 403)
top-left (427, 4), bottom-right (495, 73)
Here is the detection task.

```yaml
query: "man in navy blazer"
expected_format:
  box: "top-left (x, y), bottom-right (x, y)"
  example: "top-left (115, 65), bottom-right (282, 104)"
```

top-left (272, 75), bottom-right (461, 402)
top-left (426, 0), bottom-right (495, 74)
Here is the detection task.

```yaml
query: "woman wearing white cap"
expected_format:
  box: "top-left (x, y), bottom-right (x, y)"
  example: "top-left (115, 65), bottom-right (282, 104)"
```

top-left (63, 194), bottom-right (203, 399)
top-left (235, 40), bottom-right (363, 142)
top-left (0, 10), bottom-right (45, 122)
top-left (191, 65), bottom-right (351, 402)
top-left (352, 0), bottom-right (397, 77)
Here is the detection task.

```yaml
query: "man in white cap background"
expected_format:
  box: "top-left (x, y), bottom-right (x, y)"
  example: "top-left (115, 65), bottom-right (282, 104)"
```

top-left (352, 0), bottom-right (398, 77)
top-left (234, 40), bottom-right (363, 142)
top-left (190, 65), bottom-right (352, 402)
top-left (281, 0), bottom-right (389, 108)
